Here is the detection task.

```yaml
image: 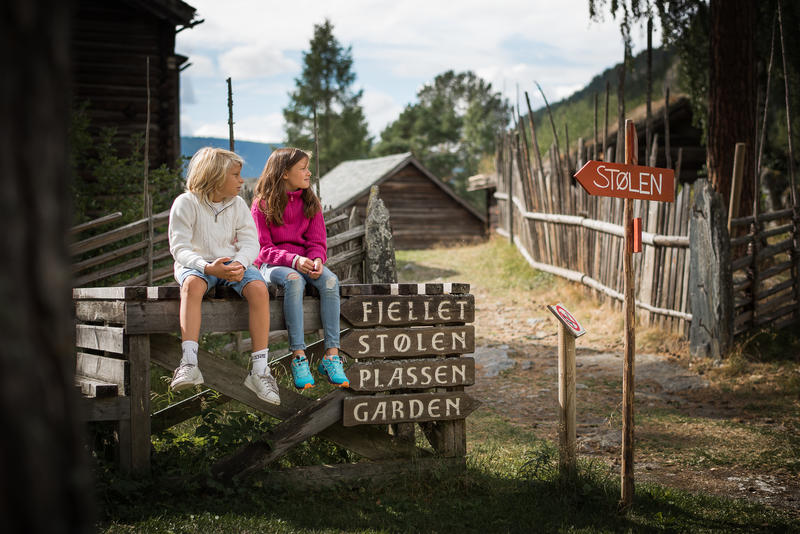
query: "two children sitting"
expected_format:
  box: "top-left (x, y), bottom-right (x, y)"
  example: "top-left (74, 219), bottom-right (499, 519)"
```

top-left (167, 147), bottom-right (349, 406)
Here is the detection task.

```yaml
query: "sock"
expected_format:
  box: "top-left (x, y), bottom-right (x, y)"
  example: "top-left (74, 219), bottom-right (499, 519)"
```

top-left (181, 340), bottom-right (199, 366)
top-left (251, 348), bottom-right (269, 375)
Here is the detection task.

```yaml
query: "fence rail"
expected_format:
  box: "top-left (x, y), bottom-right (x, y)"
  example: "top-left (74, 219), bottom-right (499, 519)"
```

top-left (71, 205), bottom-right (367, 288)
top-left (495, 129), bottom-right (694, 334)
top-left (730, 208), bottom-right (800, 335)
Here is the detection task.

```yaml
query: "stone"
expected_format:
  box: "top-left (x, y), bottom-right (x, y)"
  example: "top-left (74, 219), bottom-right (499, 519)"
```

top-left (688, 178), bottom-right (733, 359)
top-left (364, 185), bottom-right (398, 284)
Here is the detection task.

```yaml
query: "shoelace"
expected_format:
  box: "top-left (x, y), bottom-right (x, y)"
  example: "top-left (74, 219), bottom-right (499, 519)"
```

top-left (174, 364), bottom-right (195, 378)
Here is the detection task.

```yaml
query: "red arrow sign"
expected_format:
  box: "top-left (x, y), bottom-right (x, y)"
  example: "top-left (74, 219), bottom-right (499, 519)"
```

top-left (574, 160), bottom-right (675, 202)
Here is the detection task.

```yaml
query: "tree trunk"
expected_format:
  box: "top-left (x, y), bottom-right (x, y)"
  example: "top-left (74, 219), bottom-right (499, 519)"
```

top-left (707, 0), bottom-right (756, 216)
top-left (0, 1), bottom-right (94, 532)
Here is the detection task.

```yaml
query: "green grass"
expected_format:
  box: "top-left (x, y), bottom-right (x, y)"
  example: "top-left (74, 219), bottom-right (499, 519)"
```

top-left (95, 407), bottom-right (798, 533)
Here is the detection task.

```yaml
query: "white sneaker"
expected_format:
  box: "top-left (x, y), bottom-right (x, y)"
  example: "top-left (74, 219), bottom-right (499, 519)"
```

top-left (244, 372), bottom-right (281, 405)
top-left (170, 363), bottom-right (204, 391)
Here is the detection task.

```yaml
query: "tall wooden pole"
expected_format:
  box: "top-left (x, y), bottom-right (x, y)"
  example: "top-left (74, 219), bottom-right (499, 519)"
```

top-left (144, 56), bottom-right (153, 285)
top-left (558, 323), bottom-right (576, 474)
top-left (227, 77), bottom-right (234, 151)
top-left (620, 119), bottom-right (637, 510)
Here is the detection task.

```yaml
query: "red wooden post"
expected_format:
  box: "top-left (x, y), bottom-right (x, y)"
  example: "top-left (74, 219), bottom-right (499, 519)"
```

top-left (620, 119), bottom-right (637, 510)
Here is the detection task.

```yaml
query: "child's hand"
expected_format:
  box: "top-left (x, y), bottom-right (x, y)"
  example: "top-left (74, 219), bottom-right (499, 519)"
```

top-left (296, 256), bottom-right (315, 276)
top-left (206, 257), bottom-right (243, 281)
top-left (309, 258), bottom-right (323, 279)
top-left (227, 261), bottom-right (245, 282)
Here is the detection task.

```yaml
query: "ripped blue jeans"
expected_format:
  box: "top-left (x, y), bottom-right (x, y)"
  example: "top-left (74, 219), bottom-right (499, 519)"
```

top-left (259, 264), bottom-right (340, 351)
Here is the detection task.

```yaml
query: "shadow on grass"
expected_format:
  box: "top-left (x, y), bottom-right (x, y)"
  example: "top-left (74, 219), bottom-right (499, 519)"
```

top-left (95, 444), bottom-right (797, 534)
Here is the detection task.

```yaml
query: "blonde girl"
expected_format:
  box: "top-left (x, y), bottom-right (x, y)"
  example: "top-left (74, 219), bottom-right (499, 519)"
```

top-left (168, 147), bottom-right (279, 405)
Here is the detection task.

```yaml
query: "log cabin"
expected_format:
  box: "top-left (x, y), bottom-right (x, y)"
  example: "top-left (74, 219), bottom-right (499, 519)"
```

top-left (319, 153), bottom-right (487, 249)
top-left (71, 0), bottom-right (199, 169)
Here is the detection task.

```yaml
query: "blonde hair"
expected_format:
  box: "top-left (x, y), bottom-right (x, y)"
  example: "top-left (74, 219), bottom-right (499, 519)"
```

top-left (253, 147), bottom-right (321, 225)
top-left (185, 147), bottom-right (244, 201)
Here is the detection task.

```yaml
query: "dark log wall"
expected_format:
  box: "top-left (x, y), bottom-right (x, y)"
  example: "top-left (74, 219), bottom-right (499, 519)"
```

top-left (353, 164), bottom-right (486, 249)
top-left (72, 0), bottom-right (183, 168)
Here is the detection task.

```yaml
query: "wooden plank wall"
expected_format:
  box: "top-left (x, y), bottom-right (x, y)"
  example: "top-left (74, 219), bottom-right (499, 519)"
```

top-left (495, 131), bottom-right (694, 335)
top-left (352, 165), bottom-right (486, 249)
top-left (72, 0), bottom-right (182, 168)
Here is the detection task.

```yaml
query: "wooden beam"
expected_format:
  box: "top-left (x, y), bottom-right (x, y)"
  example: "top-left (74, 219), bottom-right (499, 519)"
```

top-left (75, 324), bottom-right (126, 354)
top-left (211, 389), bottom-right (348, 481)
top-left (151, 389), bottom-right (231, 434)
top-left (148, 334), bottom-right (421, 461)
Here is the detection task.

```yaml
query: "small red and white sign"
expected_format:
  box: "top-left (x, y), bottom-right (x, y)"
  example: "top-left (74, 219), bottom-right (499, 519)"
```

top-left (546, 303), bottom-right (586, 338)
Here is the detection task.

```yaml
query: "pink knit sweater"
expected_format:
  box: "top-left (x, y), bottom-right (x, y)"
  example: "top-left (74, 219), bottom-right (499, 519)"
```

top-left (251, 190), bottom-right (327, 268)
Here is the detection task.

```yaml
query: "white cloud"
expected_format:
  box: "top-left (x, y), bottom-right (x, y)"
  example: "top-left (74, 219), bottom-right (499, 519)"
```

top-left (177, 0), bottom-right (664, 141)
top-left (360, 88), bottom-right (403, 137)
top-left (218, 46), bottom-right (298, 80)
top-left (188, 112), bottom-right (285, 143)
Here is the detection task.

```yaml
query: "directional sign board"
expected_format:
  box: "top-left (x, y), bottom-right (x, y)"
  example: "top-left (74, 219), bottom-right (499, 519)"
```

top-left (547, 303), bottom-right (586, 338)
top-left (340, 325), bottom-right (475, 359)
top-left (343, 391), bottom-right (480, 426)
top-left (348, 357), bottom-right (475, 392)
top-left (340, 295), bottom-right (474, 327)
top-left (574, 160), bottom-right (675, 202)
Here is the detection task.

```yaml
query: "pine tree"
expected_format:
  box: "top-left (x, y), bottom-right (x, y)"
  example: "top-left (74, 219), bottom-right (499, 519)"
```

top-left (284, 19), bottom-right (371, 176)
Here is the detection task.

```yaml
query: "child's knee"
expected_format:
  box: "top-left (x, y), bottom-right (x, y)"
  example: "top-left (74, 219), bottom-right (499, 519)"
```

top-left (245, 280), bottom-right (269, 300)
top-left (181, 276), bottom-right (207, 298)
top-left (285, 272), bottom-right (305, 293)
top-left (324, 273), bottom-right (338, 290)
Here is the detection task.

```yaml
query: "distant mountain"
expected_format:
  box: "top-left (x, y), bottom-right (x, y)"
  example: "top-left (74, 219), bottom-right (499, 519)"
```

top-left (180, 137), bottom-right (280, 178)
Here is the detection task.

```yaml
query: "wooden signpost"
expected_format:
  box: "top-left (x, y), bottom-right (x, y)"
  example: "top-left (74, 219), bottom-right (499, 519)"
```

top-left (339, 295), bottom-right (475, 326)
top-left (340, 325), bottom-right (475, 359)
top-left (340, 287), bottom-right (479, 455)
top-left (547, 303), bottom-right (585, 474)
top-left (573, 120), bottom-right (676, 510)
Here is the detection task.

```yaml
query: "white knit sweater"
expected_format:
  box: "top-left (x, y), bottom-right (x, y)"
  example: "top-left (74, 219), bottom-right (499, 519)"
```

top-left (168, 192), bottom-right (259, 277)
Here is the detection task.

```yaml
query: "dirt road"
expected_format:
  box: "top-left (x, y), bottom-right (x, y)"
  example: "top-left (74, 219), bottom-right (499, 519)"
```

top-left (398, 239), bottom-right (800, 516)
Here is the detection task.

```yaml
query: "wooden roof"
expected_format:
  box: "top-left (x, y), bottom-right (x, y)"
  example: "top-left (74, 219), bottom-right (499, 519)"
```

top-left (124, 0), bottom-right (197, 26)
top-left (319, 152), bottom-right (486, 223)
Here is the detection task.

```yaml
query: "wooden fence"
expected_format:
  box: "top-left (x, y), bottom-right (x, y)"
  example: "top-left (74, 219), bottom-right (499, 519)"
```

top-left (494, 131), bottom-right (693, 335)
top-left (70, 205), bottom-right (368, 288)
top-left (729, 207), bottom-right (800, 335)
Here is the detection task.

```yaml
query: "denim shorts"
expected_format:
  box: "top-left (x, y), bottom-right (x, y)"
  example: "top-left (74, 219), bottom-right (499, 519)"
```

top-left (175, 263), bottom-right (265, 296)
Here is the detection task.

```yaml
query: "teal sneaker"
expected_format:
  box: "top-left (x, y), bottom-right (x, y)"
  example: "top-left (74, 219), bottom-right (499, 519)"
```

top-left (318, 354), bottom-right (349, 388)
top-left (291, 354), bottom-right (315, 390)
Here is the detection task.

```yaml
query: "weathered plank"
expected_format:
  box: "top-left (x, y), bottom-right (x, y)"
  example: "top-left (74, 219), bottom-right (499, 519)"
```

top-left (340, 282), bottom-right (471, 297)
top-left (348, 357), bottom-right (475, 392)
top-left (343, 391), bottom-right (480, 427)
top-left (124, 299), bottom-right (322, 335)
top-left (75, 324), bottom-right (126, 354)
top-left (340, 295), bottom-right (474, 327)
top-left (211, 389), bottom-right (348, 481)
top-left (75, 375), bottom-right (120, 398)
top-left (76, 352), bottom-right (127, 387)
top-left (128, 335), bottom-right (151, 475)
top-left (149, 334), bottom-right (421, 461)
top-left (340, 326), bottom-right (474, 359)
top-left (72, 286), bottom-right (147, 300)
top-left (75, 300), bottom-right (126, 324)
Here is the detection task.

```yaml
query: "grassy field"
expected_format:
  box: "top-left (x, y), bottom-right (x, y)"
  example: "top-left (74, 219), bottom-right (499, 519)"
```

top-left (95, 238), bottom-right (800, 533)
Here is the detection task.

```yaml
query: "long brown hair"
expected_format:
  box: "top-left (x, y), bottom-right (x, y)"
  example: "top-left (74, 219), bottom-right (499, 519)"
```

top-left (253, 147), bottom-right (321, 225)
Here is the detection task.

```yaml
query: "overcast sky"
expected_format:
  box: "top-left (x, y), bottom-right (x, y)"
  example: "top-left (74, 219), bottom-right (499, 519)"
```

top-left (176, 0), bottom-right (660, 143)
